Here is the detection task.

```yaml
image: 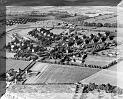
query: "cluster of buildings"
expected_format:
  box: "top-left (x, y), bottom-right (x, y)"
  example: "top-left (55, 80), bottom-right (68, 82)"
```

top-left (5, 21), bottom-right (117, 68)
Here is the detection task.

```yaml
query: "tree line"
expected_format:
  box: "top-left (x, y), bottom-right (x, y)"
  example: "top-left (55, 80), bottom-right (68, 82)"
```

top-left (84, 22), bottom-right (117, 28)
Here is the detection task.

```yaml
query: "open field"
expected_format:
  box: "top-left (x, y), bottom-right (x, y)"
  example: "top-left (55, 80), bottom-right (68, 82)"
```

top-left (0, 81), bottom-right (6, 98)
top-left (84, 13), bottom-right (117, 23)
top-left (8, 84), bottom-right (76, 93)
top-left (108, 61), bottom-right (123, 72)
top-left (5, 59), bottom-right (31, 71)
top-left (85, 55), bottom-right (117, 67)
top-left (2, 92), bottom-right (75, 99)
top-left (77, 26), bottom-right (117, 33)
top-left (25, 63), bottom-right (100, 84)
top-left (80, 59), bottom-right (123, 88)
top-left (80, 69), bottom-right (117, 86)
top-left (80, 65), bottom-right (123, 89)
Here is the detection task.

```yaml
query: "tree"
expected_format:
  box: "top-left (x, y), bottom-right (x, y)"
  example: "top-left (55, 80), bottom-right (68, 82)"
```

top-left (104, 23), bottom-right (111, 27)
top-left (89, 22), bottom-right (96, 27)
top-left (85, 39), bottom-right (89, 44)
top-left (105, 31), bottom-right (110, 37)
top-left (74, 13), bottom-right (77, 16)
top-left (63, 36), bottom-right (68, 41)
top-left (97, 33), bottom-right (102, 38)
top-left (96, 23), bottom-right (103, 27)
top-left (101, 36), bottom-right (107, 42)
top-left (109, 35), bottom-right (114, 40)
top-left (112, 40), bottom-right (117, 46)
top-left (84, 22), bottom-right (89, 26)
top-left (90, 34), bottom-right (94, 40)
top-left (76, 38), bottom-right (83, 45)
top-left (68, 39), bottom-right (75, 46)
top-left (93, 36), bottom-right (99, 43)
top-left (83, 35), bottom-right (87, 39)
top-left (75, 35), bottom-right (79, 40)
top-left (112, 23), bottom-right (117, 28)
top-left (30, 31), bottom-right (36, 37)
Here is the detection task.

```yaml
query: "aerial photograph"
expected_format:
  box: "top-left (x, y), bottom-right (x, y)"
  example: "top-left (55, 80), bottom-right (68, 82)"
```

top-left (0, 5), bottom-right (123, 99)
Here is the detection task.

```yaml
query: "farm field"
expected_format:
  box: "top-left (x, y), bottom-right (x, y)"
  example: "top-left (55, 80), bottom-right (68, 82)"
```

top-left (94, 27), bottom-right (117, 32)
top-left (84, 13), bottom-right (117, 23)
top-left (84, 55), bottom-right (116, 67)
top-left (107, 64), bottom-right (117, 72)
top-left (81, 66), bottom-right (123, 89)
top-left (80, 69), bottom-right (117, 86)
top-left (6, 59), bottom-right (31, 71)
top-left (108, 61), bottom-right (123, 72)
top-left (34, 20), bottom-right (63, 26)
top-left (3, 91), bottom-right (74, 99)
top-left (25, 63), bottom-right (100, 84)
top-left (77, 26), bottom-right (117, 33)
top-left (50, 29), bottom-right (65, 34)
top-left (0, 81), bottom-right (6, 98)
top-left (81, 59), bottom-right (123, 89)
top-left (80, 26), bottom-right (117, 32)
top-left (8, 84), bottom-right (76, 93)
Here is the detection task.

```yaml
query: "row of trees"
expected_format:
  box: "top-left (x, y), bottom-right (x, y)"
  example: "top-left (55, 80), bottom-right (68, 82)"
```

top-left (82, 83), bottom-right (123, 94)
top-left (75, 82), bottom-right (123, 95)
top-left (84, 22), bottom-right (117, 28)
top-left (4, 18), bottom-right (39, 26)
